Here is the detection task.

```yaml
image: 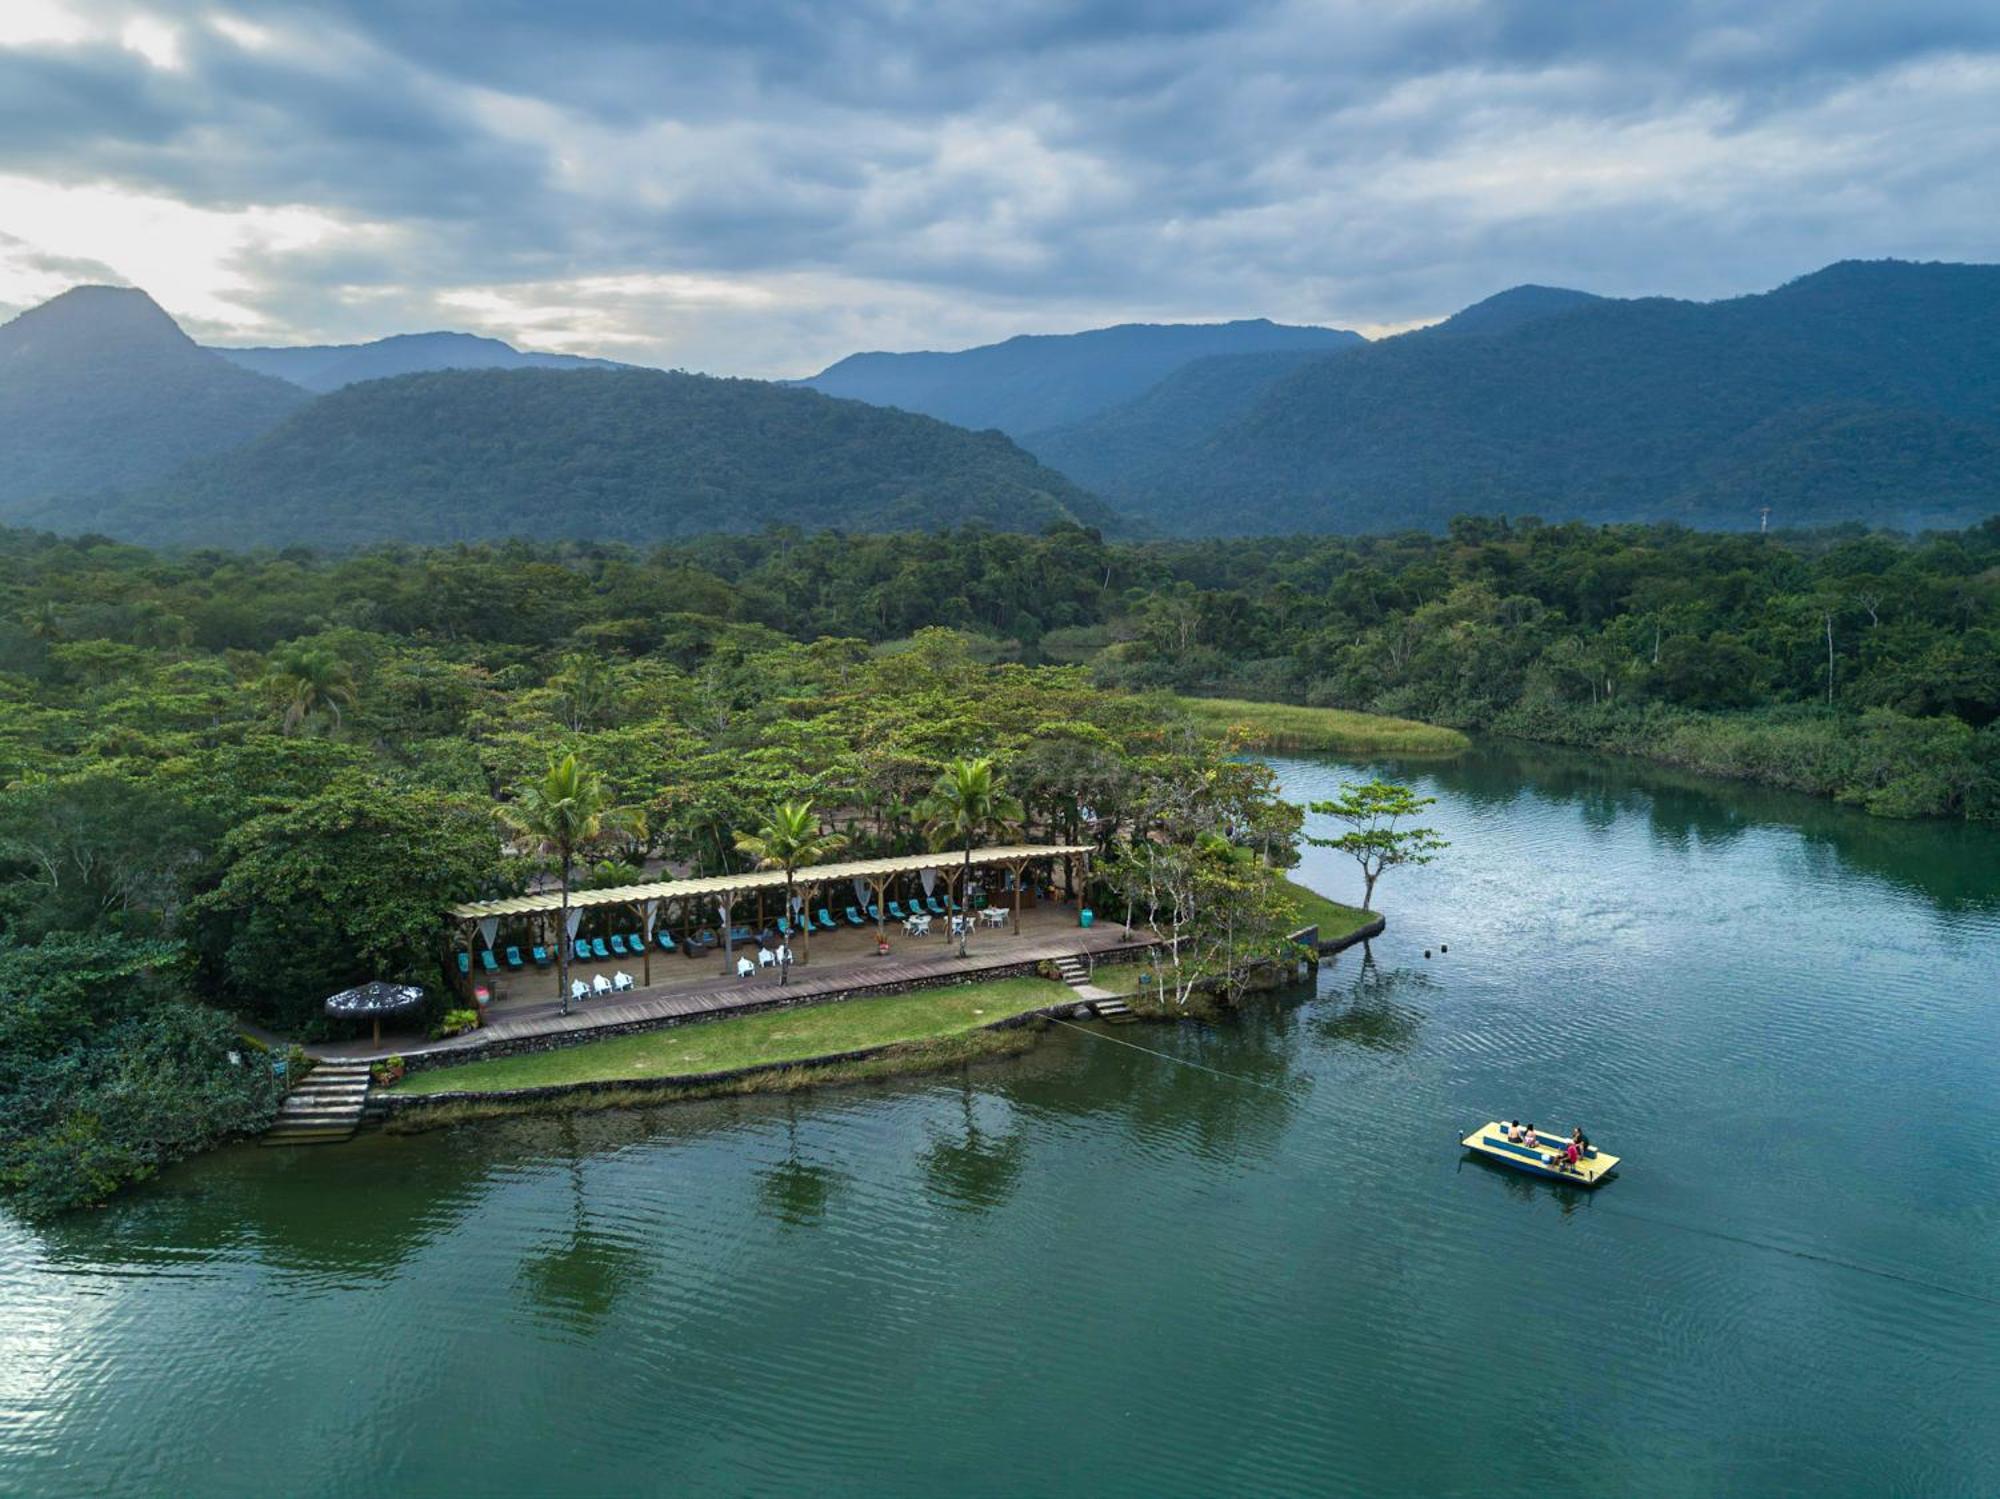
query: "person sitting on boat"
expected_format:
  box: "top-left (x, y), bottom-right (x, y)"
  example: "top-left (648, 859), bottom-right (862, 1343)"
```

top-left (1570, 1126), bottom-right (1590, 1156)
top-left (1506, 1120), bottom-right (1525, 1143)
top-left (1559, 1139), bottom-right (1582, 1172)
top-left (1520, 1123), bottom-right (1539, 1148)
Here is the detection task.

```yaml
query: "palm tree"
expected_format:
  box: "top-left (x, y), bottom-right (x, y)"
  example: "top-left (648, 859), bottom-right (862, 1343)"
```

top-left (265, 644), bottom-right (358, 736)
top-left (920, 757), bottom-right (1023, 957)
top-left (496, 753), bottom-right (645, 1014)
top-left (735, 801), bottom-right (846, 984)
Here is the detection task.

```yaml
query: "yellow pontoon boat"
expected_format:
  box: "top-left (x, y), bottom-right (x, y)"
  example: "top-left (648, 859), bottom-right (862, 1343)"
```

top-left (1461, 1121), bottom-right (1618, 1187)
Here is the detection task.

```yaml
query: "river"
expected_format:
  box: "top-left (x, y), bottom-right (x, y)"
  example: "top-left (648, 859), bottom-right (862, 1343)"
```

top-left (2, 742), bottom-right (1996, 1497)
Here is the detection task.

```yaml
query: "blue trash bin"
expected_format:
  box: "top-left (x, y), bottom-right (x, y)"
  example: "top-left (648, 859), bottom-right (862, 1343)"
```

top-left (1079, 908), bottom-right (1094, 928)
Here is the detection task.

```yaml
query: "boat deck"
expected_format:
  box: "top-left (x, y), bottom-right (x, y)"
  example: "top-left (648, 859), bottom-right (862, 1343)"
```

top-left (1461, 1122), bottom-right (1619, 1186)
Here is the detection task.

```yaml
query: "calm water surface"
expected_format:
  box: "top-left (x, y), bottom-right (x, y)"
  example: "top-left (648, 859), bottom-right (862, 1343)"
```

top-left (3, 743), bottom-right (1997, 1497)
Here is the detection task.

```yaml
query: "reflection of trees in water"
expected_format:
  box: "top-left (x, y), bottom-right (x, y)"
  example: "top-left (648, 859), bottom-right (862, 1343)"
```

top-left (1311, 955), bottom-right (1433, 1056)
top-left (756, 1100), bottom-right (843, 1228)
top-left (921, 1077), bottom-right (1026, 1214)
top-left (516, 1120), bottom-right (650, 1333)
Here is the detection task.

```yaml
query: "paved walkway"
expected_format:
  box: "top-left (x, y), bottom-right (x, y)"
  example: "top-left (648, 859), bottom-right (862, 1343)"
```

top-left (309, 924), bottom-right (1152, 1063)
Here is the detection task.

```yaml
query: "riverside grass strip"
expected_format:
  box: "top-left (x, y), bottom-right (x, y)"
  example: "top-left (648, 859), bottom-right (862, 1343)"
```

top-left (1176, 696), bottom-right (1469, 755)
top-left (389, 977), bottom-right (1073, 1095)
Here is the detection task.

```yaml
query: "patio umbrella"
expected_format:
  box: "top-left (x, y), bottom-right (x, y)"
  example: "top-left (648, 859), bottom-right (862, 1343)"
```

top-left (325, 980), bottom-right (425, 1047)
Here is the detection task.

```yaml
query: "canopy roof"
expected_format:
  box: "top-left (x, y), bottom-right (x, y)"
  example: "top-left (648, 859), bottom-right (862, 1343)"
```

top-left (448, 843), bottom-right (1093, 923)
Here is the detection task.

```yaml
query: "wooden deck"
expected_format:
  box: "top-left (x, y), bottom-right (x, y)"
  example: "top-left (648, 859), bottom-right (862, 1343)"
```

top-left (312, 912), bottom-right (1151, 1064)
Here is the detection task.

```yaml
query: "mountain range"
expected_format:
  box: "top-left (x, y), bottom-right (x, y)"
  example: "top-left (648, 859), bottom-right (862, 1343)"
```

top-left (211, 331), bottom-right (632, 392)
top-left (802, 318), bottom-right (1363, 435)
top-left (2, 260), bottom-right (1995, 550)
top-left (1036, 259), bottom-right (2000, 534)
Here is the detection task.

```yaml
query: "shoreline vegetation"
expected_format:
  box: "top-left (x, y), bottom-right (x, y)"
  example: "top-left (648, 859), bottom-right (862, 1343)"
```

top-left (1173, 696), bottom-right (1469, 756)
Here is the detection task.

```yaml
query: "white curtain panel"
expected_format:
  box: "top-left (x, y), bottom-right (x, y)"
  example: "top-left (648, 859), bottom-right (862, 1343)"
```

top-left (852, 877), bottom-right (868, 906)
top-left (920, 867), bottom-right (938, 895)
top-left (478, 917), bottom-right (499, 950)
top-left (643, 899), bottom-right (658, 936)
top-left (565, 907), bottom-right (583, 939)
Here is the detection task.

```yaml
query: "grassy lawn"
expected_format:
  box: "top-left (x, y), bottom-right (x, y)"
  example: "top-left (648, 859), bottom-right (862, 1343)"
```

top-left (1176, 695), bottom-right (1468, 755)
top-left (391, 977), bottom-right (1072, 1095)
top-left (1278, 877), bottom-right (1379, 941)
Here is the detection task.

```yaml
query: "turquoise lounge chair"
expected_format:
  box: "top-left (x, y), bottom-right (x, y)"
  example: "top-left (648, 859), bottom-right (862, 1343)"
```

top-left (624, 933), bottom-right (642, 953)
top-left (457, 951), bottom-right (471, 975)
top-left (609, 935), bottom-right (628, 956)
top-left (505, 946), bottom-right (524, 969)
top-left (887, 901), bottom-right (905, 920)
top-left (777, 916), bottom-right (792, 936)
top-left (926, 897), bottom-right (946, 917)
top-left (844, 906), bottom-right (864, 926)
top-left (480, 949), bottom-right (500, 973)
top-left (590, 937), bottom-right (611, 960)
top-left (816, 909), bottom-right (835, 930)
top-left (655, 930), bottom-right (676, 952)
top-left (531, 945), bottom-right (550, 966)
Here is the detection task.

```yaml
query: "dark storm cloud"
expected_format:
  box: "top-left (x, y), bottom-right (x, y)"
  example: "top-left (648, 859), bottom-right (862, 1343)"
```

top-left (1, 0), bottom-right (1995, 373)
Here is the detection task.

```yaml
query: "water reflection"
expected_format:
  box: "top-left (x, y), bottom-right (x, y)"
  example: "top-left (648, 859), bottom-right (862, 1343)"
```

top-left (921, 1078), bottom-right (1026, 1213)
top-left (1311, 961), bottom-right (1432, 1056)
top-left (517, 1121), bottom-right (651, 1332)
top-left (756, 1103), bottom-right (844, 1228)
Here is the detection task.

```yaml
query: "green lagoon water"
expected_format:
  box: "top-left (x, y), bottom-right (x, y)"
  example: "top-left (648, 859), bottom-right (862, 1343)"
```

top-left (2, 743), bottom-right (1996, 1497)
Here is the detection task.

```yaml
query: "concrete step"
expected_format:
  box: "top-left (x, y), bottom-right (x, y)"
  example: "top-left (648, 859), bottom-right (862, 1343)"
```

top-left (1092, 998), bottom-right (1134, 1020)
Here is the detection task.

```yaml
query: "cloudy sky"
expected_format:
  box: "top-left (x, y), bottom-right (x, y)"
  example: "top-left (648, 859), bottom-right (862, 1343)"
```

top-left (2, 1), bottom-right (1996, 377)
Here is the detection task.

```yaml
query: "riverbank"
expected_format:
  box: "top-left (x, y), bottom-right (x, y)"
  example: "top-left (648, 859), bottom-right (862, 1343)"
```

top-left (381, 976), bottom-right (1082, 1123)
top-left (1279, 877), bottom-right (1379, 947)
top-left (1176, 696), bottom-right (1469, 755)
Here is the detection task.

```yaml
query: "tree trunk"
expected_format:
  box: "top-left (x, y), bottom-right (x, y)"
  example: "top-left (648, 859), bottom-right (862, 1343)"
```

top-left (780, 872), bottom-right (792, 986)
top-left (557, 851), bottom-right (572, 1015)
top-left (958, 847), bottom-right (971, 957)
top-left (1361, 867), bottom-right (1378, 912)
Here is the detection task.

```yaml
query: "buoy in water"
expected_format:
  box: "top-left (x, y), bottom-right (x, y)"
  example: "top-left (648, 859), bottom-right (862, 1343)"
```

top-left (1441, 943), bottom-right (1449, 953)
top-left (1424, 949), bottom-right (1431, 959)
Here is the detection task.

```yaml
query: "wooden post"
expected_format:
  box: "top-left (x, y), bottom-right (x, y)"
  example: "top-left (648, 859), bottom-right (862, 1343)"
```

top-left (869, 877), bottom-right (889, 943)
top-left (635, 900), bottom-right (651, 988)
top-left (800, 883), bottom-right (816, 967)
top-left (1009, 859), bottom-right (1027, 934)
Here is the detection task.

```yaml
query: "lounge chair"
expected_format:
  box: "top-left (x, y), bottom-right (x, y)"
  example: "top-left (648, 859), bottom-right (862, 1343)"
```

top-left (457, 952), bottom-right (471, 975)
top-left (887, 901), bottom-right (905, 920)
top-left (592, 974), bottom-right (613, 995)
top-left (816, 908), bottom-right (835, 930)
top-left (480, 949), bottom-right (500, 973)
top-left (777, 916), bottom-right (791, 937)
top-left (590, 937), bottom-right (611, 960)
top-left (844, 906), bottom-right (864, 926)
top-left (505, 945), bottom-right (524, 969)
top-left (926, 896), bottom-right (946, 916)
top-left (531, 945), bottom-right (550, 966)
top-left (570, 980), bottom-right (589, 1003)
top-left (612, 971), bottom-right (634, 991)
top-left (865, 902), bottom-right (880, 921)
top-left (609, 935), bottom-right (628, 956)
top-left (624, 932), bottom-right (643, 953)
top-left (574, 939), bottom-right (590, 963)
top-left (655, 930), bottom-right (677, 952)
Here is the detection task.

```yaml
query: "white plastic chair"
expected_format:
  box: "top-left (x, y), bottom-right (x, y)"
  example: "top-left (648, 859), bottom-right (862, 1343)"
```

top-left (777, 944), bottom-right (793, 965)
top-left (612, 970), bottom-right (634, 991)
top-left (736, 956), bottom-right (755, 979)
top-left (570, 980), bottom-right (589, 1003)
top-left (758, 946), bottom-right (776, 968)
top-left (592, 974), bottom-right (612, 995)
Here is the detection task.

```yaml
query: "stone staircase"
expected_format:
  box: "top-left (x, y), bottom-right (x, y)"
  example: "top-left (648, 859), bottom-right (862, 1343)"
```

top-left (1054, 954), bottom-right (1091, 988)
top-left (261, 1062), bottom-right (371, 1146)
top-left (1090, 997), bottom-right (1136, 1023)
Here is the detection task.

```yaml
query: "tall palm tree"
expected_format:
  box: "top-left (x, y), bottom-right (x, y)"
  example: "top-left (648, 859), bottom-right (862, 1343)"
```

top-left (735, 801), bottom-right (846, 984)
top-left (266, 644), bottom-right (358, 736)
top-left (496, 753), bottom-right (645, 1014)
top-left (920, 758), bottom-right (1023, 957)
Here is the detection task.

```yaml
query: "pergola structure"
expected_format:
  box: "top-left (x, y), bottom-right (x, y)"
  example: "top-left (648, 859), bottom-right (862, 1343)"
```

top-left (446, 843), bottom-right (1094, 992)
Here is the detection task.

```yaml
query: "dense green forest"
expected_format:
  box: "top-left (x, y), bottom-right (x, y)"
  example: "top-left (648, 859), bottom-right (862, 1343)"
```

top-left (1040, 260), bottom-right (2000, 535)
top-left (43, 367), bottom-right (1111, 548)
top-left (1, 511), bottom-right (1994, 1214)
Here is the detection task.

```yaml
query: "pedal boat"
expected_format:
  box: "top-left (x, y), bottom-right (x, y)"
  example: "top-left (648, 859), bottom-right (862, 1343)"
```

top-left (1461, 1122), bottom-right (1618, 1187)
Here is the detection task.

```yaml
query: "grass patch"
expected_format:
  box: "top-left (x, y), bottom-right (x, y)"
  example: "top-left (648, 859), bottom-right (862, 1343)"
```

top-left (1176, 696), bottom-right (1468, 755)
top-left (1278, 877), bottom-right (1379, 941)
top-left (390, 977), bottom-right (1071, 1096)
top-left (383, 1029), bottom-right (1042, 1131)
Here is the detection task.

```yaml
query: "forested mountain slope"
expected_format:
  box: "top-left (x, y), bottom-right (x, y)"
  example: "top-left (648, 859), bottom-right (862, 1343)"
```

top-left (803, 318), bottom-right (1363, 435)
top-left (46, 367), bottom-right (1117, 548)
top-left (0, 287), bottom-right (307, 509)
top-left (213, 331), bottom-right (631, 391)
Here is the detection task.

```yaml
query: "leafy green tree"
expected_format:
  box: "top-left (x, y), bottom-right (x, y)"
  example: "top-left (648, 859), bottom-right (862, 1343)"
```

top-left (920, 758), bottom-right (1024, 956)
top-left (1306, 780), bottom-right (1448, 911)
top-left (496, 754), bottom-right (645, 1013)
top-left (192, 774), bottom-right (504, 1030)
top-left (734, 802), bottom-right (847, 982)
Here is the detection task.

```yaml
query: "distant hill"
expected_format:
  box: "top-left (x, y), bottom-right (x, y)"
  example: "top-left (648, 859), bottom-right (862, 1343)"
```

top-left (1413, 283), bottom-right (1603, 338)
top-left (0, 286), bottom-right (307, 508)
top-left (212, 330), bottom-right (631, 391)
top-left (47, 367), bottom-right (1117, 548)
top-left (1059, 261), bottom-right (2000, 535)
top-left (801, 319), bottom-right (1364, 436)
